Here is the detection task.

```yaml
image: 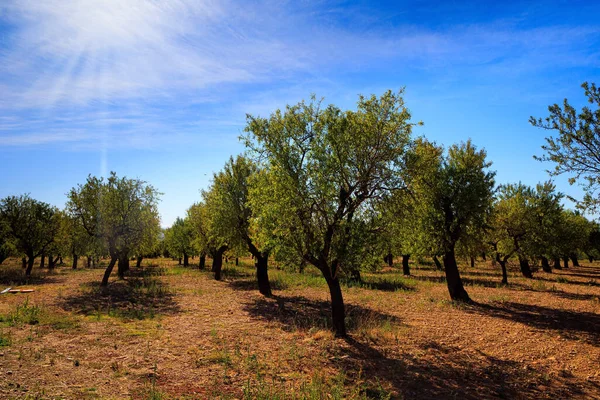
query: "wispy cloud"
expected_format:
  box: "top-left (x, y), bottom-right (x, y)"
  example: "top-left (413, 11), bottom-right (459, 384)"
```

top-left (0, 0), bottom-right (598, 148)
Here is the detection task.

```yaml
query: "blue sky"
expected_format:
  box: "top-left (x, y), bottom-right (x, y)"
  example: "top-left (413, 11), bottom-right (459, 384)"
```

top-left (0, 0), bottom-right (599, 227)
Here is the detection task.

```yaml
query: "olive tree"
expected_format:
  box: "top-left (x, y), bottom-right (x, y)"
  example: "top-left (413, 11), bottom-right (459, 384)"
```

top-left (244, 90), bottom-right (417, 337)
top-left (0, 194), bottom-right (60, 276)
top-left (210, 155), bottom-right (273, 296)
top-left (531, 82), bottom-right (600, 211)
top-left (406, 139), bottom-right (495, 301)
top-left (67, 172), bottom-right (161, 286)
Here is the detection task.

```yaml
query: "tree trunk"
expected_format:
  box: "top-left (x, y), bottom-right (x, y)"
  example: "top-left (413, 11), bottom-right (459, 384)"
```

top-left (541, 256), bottom-right (551, 273)
top-left (470, 256), bottom-right (475, 268)
top-left (59, 256), bottom-right (63, 265)
top-left (22, 257), bottom-right (27, 269)
top-left (498, 256), bottom-right (508, 284)
top-left (570, 253), bottom-right (580, 267)
top-left (481, 252), bottom-right (487, 261)
top-left (199, 254), bottom-right (206, 270)
top-left (211, 246), bottom-right (227, 280)
top-left (402, 254), bottom-right (410, 276)
top-left (518, 256), bottom-right (533, 278)
top-left (563, 256), bottom-right (569, 269)
top-left (553, 257), bottom-right (562, 270)
top-left (443, 247), bottom-right (471, 302)
top-left (101, 256), bottom-right (118, 286)
top-left (433, 255), bottom-right (443, 271)
top-left (385, 253), bottom-right (393, 267)
top-left (236, 257), bottom-right (239, 266)
top-left (87, 256), bottom-right (92, 268)
top-left (40, 253), bottom-right (45, 268)
top-left (25, 254), bottom-right (35, 276)
top-left (136, 256), bottom-right (143, 268)
top-left (183, 253), bottom-right (189, 267)
top-left (47, 254), bottom-right (56, 269)
top-left (118, 254), bottom-right (130, 279)
top-left (178, 257), bottom-right (182, 265)
top-left (256, 255), bottom-right (272, 296)
top-left (324, 271), bottom-right (346, 338)
top-left (72, 254), bottom-right (78, 269)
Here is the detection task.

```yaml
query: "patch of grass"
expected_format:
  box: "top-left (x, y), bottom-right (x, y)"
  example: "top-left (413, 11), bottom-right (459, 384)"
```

top-left (0, 329), bottom-right (11, 347)
top-left (556, 276), bottom-right (569, 284)
top-left (4, 298), bottom-right (42, 326)
top-left (241, 370), bottom-right (391, 400)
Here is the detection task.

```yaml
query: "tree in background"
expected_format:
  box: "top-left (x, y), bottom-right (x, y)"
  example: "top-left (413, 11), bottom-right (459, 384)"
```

top-left (165, 217), bottom-right (194, 266)
top-left (406, 139), bottom-right (495, 301)
top-left (209, 156), bottom-right (273, 296)
top-left (186, 202), bottom-right (210, 270)
top-left (244, 90), bottom-right (416, 337)
top-left (67, 172), bottom-right (161, 286)
top-left (0, 194), bottom-right (60, 276)
top-left (0, 217), bottom-right (16, 265)
top-left (531, 82), bottom-right (600, 212)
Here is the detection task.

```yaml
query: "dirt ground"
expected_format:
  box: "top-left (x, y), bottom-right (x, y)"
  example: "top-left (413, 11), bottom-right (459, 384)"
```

top-left (0, 257), bottom-right (599, 399)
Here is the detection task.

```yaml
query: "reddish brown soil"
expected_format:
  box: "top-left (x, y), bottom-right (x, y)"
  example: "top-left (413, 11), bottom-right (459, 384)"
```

top-left (0, 258), bottom-right (599, 399)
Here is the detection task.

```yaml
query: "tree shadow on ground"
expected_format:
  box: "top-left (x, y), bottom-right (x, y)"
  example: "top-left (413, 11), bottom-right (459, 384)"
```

top-left (535, 276), bottom-right (600, 288)
top-left (242, 294), bottom-right (404, 333)
top-left (336, 337), bottom-right (590, 399)
top-left (59, 266), bottom-right (180, 320)
top-left (0, 265), bottom-right (65, 286)
top-left (351, 277), bottom-right (417, 292)
top-left (469, 301), bottom-right (600, 347)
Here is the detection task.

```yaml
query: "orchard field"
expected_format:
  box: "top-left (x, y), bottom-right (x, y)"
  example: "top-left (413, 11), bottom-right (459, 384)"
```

top-left (0, 256), bottom-right (598, 400)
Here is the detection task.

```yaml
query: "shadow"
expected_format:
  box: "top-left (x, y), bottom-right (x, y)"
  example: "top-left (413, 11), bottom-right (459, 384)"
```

top-left (333, 337), bottom-right (589, 399)
top-left (551, 291), bottom-right (600, 302)
top-left (0, 266), bottom-right (65, 286)
top-left (227, 278), bottom-right (288, 292)
top-left (535, 276), bottom-right (600, 288)
top-left (59, 266), bottom-right (180, 320)
top-left (347, 277), bottom-right (416, 292)
top-left (242, 294), bottom-right (404, 333)
top-left (471, 302), bottom-right (600, 347)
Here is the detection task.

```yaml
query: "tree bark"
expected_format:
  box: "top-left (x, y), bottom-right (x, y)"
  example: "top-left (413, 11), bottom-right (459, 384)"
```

top-left (570, 253), bottom-right (580, 267)
top-left (47, 254), bottom-right (56, 269)
top-left (22, 257), bottom-right (27, 269)
top-left (235, 257), bottom-right (239, 266)
top-left (563, 256), bottom-right (569, 269)
top-left (25, 254), bottom-right (35, 276)
top-left (553, 257), bottom-right (562, 270)
top-left (136, 256), bottom-right (143, 268)
top-left (481, 252), bottom-right (487, 261)
top-left (518, 256), bottom-right (533, 278)
top-left (101, 256), bottom-right (118, 286)
top-left (402, 254), bottom-right (410, 276)
top-left (178, 257), bottom-right (182, 265)
top-left (443, 247), bottom-right (471, 302)
top-left (324, 271), bottom-right (346, 337)
top-left (87, 256), bottom-right (92, 268)
top-left (118, 254), bottom-right (130, 278)
top-left (385, 253), bottom-right (393, 267)
top-left (183, 253), bottom-right (189, 267)
top-left (470, 256), bottom-right (475, 268)
top-left (497, 255), bottom-right (508, 284)
top-left (211, 246), bottom-right (227, 280)
top-left (199, 254), bottom-right (206, 270)
top-left (433, 255), bottom-right (443, 271)
top-left (256, 254), bottom-right (272, 296)
top-left (72, 254), bottom-right (78, 269)
top-left (541, 256), bottom-right (551, 273)
top-left (40, 253), bottom-right (45, 268)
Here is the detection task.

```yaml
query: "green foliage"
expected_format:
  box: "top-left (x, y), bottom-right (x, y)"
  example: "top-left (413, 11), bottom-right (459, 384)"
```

top-left (67, 172), bottom-right (161, 261)
top-left (531, 82), bottom-right (600, 211)
top-left (0, 194), bottom-right (60, 264)
top-left (163, 217), bottom-right (194, 260)
top-left (244, 90), bottom-right (416, 275)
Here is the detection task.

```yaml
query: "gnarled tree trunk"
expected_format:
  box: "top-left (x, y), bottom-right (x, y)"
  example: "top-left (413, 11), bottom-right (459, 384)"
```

top-left (101, 256), bottom-right (118, 286)
top-left (118, 253), bottom-right (130, 278)
top-left (322, 265), bottom-right (346, 338)
top-left (433, 255), bottom-right (443, 271)
top-left (518, 256), bottom-right (533, 278)
top-left (470, 256), bottom-right (475, 268)
top-left (497, 255), bottom-right (508, 284)
top-left (72, 254), bottom-right (78, 269)
top-left (136, 256), bottom-right (143, 268)
top-left (402, 254), bottom-right (410, 276)
top-left (563, 256), bottom-right (569, 269)
top-left (25, 253), bottom-right (35, 276)
top-left (211, 246), bottom-right (227, 280)
top-left (40, 253), bottom-right (45, 268)
top-left (183, 253), bottom-right (189, 267)
top-left (443, 247), bottom-right (471, 302)
top-left (553, 257), bottom-right (562, 270)
top-left (570, 253), bottom-right (579, 267)
top-left (256, 254), bottom-right (272, 296)
top-left (541, 256), bottom-right (551, 273)
top-left (199, 254), bottom-right (206, 270)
